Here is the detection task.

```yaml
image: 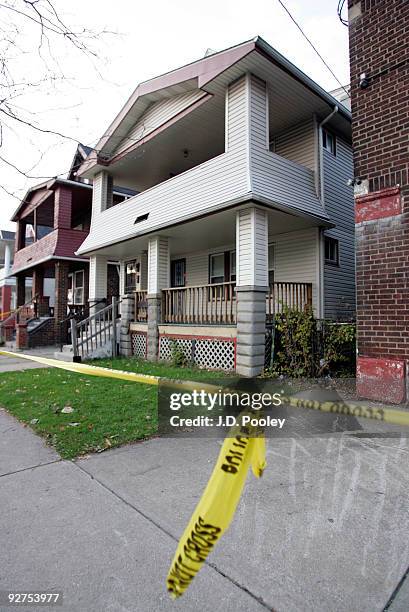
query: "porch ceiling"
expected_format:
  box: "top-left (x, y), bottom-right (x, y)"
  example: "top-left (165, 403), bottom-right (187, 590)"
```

top-left (94, 205), bottom-right (317, 259)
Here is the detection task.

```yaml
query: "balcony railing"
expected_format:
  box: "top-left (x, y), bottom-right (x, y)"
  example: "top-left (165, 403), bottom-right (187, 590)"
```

top-left (160, 281), bottom-right (313, 326)
top-left (162, 282), bottom-right (236, 325)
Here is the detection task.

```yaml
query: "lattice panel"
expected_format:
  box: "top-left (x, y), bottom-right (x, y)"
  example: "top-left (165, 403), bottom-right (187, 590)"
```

top-left (159, 336), bottom-right (192, 362)
top-left (195, 339), bottom-right (235, 371)
top-left (131, 333), bottom-right (147, 358)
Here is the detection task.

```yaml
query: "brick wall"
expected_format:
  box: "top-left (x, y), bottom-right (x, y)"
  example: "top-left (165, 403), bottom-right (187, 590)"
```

top-left (348, 0), bottom-right (409, 402)
top-left (54, 186), bottom-right (72, 229)
top-left (28, 318), bottom-right (56, 348)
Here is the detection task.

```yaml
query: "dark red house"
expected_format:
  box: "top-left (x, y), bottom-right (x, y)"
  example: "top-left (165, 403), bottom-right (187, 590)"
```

top-left (9, 145), bottom-right (134, 348)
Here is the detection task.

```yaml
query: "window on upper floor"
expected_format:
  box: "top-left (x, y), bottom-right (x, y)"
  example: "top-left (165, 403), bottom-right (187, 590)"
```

top-left (322, 128), bottom-right (336, 156)
top-left (324, 236), bottom-right (339, 265)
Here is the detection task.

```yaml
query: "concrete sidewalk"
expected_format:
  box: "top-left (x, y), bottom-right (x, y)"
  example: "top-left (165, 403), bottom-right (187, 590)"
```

top-left (0, 409), bottom-right (408, 612)
top-left (0, 347), bottom-right (56, 372)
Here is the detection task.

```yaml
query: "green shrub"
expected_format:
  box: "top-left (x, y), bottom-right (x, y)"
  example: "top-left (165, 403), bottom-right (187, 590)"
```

top-left (169, 340), bottom-right (189, 367)
top-left (264, 308), bottom-right (356, 378)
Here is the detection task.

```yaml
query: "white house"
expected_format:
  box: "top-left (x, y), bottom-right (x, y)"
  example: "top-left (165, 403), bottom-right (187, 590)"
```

top-left (75, 36), bottom-right (355, 375)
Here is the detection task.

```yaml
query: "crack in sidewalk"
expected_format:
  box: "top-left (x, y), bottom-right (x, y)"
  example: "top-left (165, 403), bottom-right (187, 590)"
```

top-left (74, 460), bottom-right (276, 611)
top-left (0, 459), bottom-right (61, 480)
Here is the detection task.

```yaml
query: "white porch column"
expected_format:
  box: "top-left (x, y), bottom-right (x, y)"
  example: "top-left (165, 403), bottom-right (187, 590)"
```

top-left (236, 206), bottom-right (269, 377)
top-left (147, 236), bottom-right (170, 360)
top-left (89, 254), bottom-right (108, 314)
top-left (4, 243), bottom-right (11, 276)
top-left (92, 171), bottom-right (113, 216)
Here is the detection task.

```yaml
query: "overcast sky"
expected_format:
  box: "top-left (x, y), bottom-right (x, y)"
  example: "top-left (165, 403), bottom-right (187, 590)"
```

top-left (0, 0), bottom-right (349, 231)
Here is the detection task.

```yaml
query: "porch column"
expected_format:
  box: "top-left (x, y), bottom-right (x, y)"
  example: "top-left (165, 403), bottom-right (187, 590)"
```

top-left (235, 206), bottom-right (269, 377)
top-left (92, 171), bottom-right (113, 214)
top-left (16, 275), bottom-right (26, 307)
top-left (4, 243), bottom-right (11, 276)
top-left (88, 255), bottom-right (108, 315)
top-left (54, 261), bottom-right (70, 345)
top-left (147, 236), bottom-right (170, 361)
top-left (32, 268), bottom-right (44, 298)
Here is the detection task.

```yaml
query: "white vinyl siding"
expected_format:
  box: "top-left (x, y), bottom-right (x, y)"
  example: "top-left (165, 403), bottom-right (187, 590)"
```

top-left (322, 138), bottom-right (355, 320)
top-left (147, 236), bottom-right (170, 294)
top-left (272, 120), bottom-right (315, 171)
top-left (113, 90), bottom-right (207, 157)
top-left (89, 255), bottom-right (107, 299)
top-left (248, 76), bottom-right (324, 220)
top-left (273, 228), bottom-right (319, 314)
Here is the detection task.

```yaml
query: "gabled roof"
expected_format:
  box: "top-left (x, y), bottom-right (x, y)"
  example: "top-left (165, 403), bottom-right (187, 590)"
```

top-left (79, 35), bottom-right (351, 177)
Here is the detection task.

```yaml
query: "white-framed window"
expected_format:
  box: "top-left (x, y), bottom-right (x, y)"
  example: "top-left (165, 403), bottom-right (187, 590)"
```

top-left (209, 253), bottom-right (225, 284)
top-left (268, 244), bottom-right (275, 285)
top-left (322, 128), bottom-right (336, 155)
top-left (68, 270), bottom-right (85, 305)
top-left (324, 236), bottom-right (339, 265)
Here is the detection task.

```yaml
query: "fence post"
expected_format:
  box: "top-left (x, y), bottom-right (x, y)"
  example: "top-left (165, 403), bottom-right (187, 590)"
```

top-left (111, 296), bottom-right (117, 357)
top-left (70, 318), bottom-right (79, 361)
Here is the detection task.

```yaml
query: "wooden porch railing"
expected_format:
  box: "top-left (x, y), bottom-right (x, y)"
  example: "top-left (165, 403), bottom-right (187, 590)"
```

top-left (266, 282), bottom-right (313, 317)
top-left (134, 291), bottom-right (148, 322)
top-left (162, 282), bottom-right (236, 325)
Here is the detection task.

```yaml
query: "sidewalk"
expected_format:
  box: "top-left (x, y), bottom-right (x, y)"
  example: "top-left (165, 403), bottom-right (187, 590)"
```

top-left (0, 408), bottom-right (408, 611)
top-left (0, 347), bottom-right (56, 372)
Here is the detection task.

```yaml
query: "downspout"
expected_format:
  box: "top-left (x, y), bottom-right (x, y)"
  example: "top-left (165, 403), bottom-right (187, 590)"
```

top-left (317, 105), bottom-right (339, 319)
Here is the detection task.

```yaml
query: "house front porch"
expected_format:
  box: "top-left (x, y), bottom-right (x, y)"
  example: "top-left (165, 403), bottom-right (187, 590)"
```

top-left (87, 203), bottom-right (323, 375)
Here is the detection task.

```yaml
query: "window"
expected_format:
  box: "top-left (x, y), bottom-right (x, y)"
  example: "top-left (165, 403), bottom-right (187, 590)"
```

top-left (209, 253), bottom-right (225, 284)
top-left (125, 260), bottom-right (140, 293)
top-left (268, 244), bottom-right (275, 285)
top-left (68, 270), bottom-right (85, 305)
top-left (171, 259), bottom-right (186, 287)
top-left (325, 237), bottom-right (339, 265)
top-left (322, 129), bottom-right (336, 155)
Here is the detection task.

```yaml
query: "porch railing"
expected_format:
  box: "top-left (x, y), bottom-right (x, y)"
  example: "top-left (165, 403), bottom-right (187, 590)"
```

top-left (266, 282), bottom-right (313, 317)
top-left (134, 291), bottom-right (148, 322)
top-left (162, 282), bottom-right (236, 325)
top-left (161, 281), bottom-right (313, 326)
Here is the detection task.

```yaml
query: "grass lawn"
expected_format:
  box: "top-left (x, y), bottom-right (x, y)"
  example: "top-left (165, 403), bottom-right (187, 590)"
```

top-left (0, 358), bottom-right (228, 460)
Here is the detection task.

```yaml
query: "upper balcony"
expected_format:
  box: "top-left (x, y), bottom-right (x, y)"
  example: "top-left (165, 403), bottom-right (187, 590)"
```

top-left (11, 180), bottom-right (93, 275)
top-left (78, 75), bottom-right (332, 257)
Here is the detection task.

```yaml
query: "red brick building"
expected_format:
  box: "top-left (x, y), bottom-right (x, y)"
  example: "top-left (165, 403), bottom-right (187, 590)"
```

top-left (348, 0), bottom-right (409, 402)
top-left (7, 145), bottom-right (134, 348)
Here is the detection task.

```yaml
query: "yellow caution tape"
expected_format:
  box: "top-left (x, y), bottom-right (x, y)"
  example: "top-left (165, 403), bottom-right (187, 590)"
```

top-left (1, 350), bottom-right (409, 426)
top-left (282, 395), bottom-right (409, 427)
top-left (1, 348), bottom-right (408, 600)
top-left (0, 350), bottom-right (159, 386)
top-left (166, 419), bottom-right (266, 599)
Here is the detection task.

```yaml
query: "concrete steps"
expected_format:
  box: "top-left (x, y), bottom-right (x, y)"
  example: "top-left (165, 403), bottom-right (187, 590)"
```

top-left (54, 320), bottom-right (121, 362)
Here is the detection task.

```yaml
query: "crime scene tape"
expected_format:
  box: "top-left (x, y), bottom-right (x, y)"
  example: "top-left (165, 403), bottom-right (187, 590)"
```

top-left (166, 420), bottom-right (266, 598)
top-left (1, 350), bottom-right (409, 426)
top-left (1, 349), bottom-right (409, 599)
